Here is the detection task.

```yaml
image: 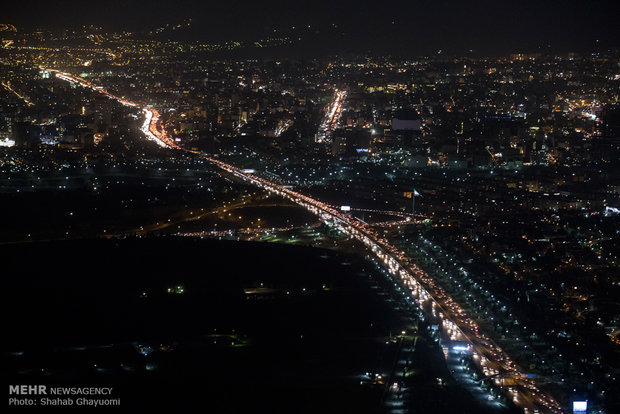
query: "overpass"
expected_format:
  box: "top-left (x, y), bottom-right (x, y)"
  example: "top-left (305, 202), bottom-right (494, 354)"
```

top-left (51, 70), bottom-right (564, 414)
top-left (205, 157), bottom-right (562, 414)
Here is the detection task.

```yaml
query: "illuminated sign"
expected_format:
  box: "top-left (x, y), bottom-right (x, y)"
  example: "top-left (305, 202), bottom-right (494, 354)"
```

top-left (572, 401), bottom-right (587, 413)
top-left (242, 169), bottom-right (256, 174)
top-left (340, 206), bottom-right (351, 212)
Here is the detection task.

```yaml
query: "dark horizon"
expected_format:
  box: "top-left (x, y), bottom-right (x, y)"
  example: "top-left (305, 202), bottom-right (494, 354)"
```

top-left (5, 0), bottom-right (619, 55)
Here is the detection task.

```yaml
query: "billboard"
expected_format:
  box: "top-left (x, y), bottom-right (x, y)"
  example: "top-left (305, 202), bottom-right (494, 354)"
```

top-left (572, 401), bottom-right (587, 413)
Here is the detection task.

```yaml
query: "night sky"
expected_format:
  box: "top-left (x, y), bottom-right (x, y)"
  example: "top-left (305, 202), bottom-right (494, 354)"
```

top-left (5, 0), bottom-right (620, 54)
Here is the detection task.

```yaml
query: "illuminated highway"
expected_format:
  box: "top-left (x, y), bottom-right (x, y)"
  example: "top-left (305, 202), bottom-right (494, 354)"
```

top-left (205, 158), bottom-right (563, 414)
top-left (274, 119), bottom-right (293, 137)
top-left (316, 89), bottom-right (346, 142)
top-left (51, 71), bottom-right (563, 414)
top-left (47, 70), bottom-right (181, 149)
top-left (1, 81), bottom-right (34, 106)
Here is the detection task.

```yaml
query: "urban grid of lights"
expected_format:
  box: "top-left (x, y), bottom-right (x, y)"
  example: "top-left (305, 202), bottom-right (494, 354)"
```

top-left (52, 71), bottom-right (565, 414)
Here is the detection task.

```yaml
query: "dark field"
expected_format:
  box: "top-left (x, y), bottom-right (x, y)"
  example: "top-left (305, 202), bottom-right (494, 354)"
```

top-left (3, 238), bottom-right (511, 413)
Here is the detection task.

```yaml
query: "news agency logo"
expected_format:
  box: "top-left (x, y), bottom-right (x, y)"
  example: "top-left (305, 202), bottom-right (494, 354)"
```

top-left (8, 385), bottom-right (47, 395)
top-left (9, 385), bottom-right (114, 396)
top-left (9, 385), bottom-right (120, 407)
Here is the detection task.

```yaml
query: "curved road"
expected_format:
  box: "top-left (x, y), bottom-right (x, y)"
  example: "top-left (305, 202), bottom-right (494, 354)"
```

top-left (52, 70), bottom-right (563, 414)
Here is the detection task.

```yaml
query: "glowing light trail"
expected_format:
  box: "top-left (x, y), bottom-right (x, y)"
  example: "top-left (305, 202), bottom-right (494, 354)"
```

top-left (50, 71), bottom-right (562, 414)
